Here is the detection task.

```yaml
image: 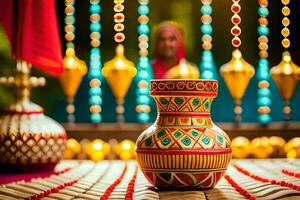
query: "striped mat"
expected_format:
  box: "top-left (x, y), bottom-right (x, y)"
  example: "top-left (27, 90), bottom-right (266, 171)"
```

top-left (0, 159), bottom-right (300, 200)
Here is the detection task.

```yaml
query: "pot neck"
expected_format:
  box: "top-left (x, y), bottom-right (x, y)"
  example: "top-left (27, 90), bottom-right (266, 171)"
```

top-left (153, 96), bottom-right (214, 127)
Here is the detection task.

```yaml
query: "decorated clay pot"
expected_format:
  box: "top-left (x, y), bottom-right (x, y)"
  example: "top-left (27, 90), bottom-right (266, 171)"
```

top-left (136, 79), bottom-right (232, 190)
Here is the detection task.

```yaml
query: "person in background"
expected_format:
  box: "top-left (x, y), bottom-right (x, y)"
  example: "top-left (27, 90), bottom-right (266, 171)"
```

top-left (152, 21), bottom-right (199, 79)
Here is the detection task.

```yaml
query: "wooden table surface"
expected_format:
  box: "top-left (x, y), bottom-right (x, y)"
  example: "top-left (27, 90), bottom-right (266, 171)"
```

top-left (0, 159), bottom-right (300, 200)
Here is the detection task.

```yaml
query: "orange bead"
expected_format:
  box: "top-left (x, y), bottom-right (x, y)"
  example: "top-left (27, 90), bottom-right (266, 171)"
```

top-left (282, 17), bottom-right (290, 26)
top-left (65, 33), bottom-right (75, 41)
top-left (138, 16), bottom-right (149, 24)
top-left (91, 39), bottom-right (100, 47)
top-left (90, 32), bottom-right (101, 40)
top-left (114, 3), bottom-right (124, 12)
top-left (135, 105), bottom-right (143, 112)
top-left (138, 80), bottom-right (148, 88)
top-left (283, 106), bottom-right (291, 114)
top-left (258, 106), bottom-right (271, 114)
top-left (90, 105), bottom-right (101, 113)
top-left (144, 105), bottom-right (151, 113)
top-left (139, 41), bottom-right (148, 49)
top-left (65, 24), bottom-right (74, 33)
top-left (90, 14), bottom-right (100, 22)
top-left (139, 49), bottom-right (148, 56)
top-left (258, 0), bottom-right (268, 6)
top-left (258, 80), bottom-right (270, 88)
top-left (282, 6), bottom-right (290, 16)
top-left (65, 6), bottom-right (74, 15)
top-left (201, 15), bottom-right (212, 24)
top-left (90, 79), bottom-right (101, 87)
top-left (114, 13), bottom-right (125, 23)
top-left (259, 50), bottom-right (268, 58)
top-left (202, 34), bottom-right (212, 43)
top-left (258, 36), bottom-right (268, 43)
top-left (258, 17), bottom-right (268, 26)
top-left (138, 35), bottom-right (148, 42)
top-left (114, 23), bottom-right (125, 32)
top-left (258, 43), bottom-right (268, 51)
top-left (282, 38), bottom-right (290, 48)
top-left (281, 27), bottom-right (290, 37)
top-left (201, 0), bottom-right (212, 4)
top-left (202, 42), bottom-right (212, 50)
top-left (114, 32), bottom-right (125, 43)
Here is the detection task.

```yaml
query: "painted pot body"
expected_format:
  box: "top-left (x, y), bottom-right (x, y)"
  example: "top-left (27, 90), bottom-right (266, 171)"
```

top-left (136, 79), bottom-right (232, 190)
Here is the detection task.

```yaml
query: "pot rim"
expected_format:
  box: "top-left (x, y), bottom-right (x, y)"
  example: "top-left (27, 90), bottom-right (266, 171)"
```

top-left (150, 79), bottom-right (218, 96)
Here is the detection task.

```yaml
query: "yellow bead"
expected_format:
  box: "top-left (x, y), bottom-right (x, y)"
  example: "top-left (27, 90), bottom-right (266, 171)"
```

top-left (282, 38), bottom-right (290, 48)
top-left (282, 17), bottom-right (290, 26)
top-left (114, 0), bottom-right (124, 3)
top-left (281, 27), bottom-right (290, 37)
top-left (281, 0), bottom-right (290, 5)
top-left (282, 6), bottom-right (290, 16)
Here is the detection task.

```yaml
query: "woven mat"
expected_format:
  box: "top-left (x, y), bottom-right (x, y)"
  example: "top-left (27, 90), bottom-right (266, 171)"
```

top-left (0, 159), bottom-right (300, 200)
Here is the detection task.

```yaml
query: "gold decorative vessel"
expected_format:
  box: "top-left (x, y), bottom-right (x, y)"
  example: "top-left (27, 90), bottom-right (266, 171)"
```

top-left (270, 51), bottom-right (300, 121)
top-left (220, 49), bottom-right (255, 123)
top-left (102, 44), bottom-right (137, 122)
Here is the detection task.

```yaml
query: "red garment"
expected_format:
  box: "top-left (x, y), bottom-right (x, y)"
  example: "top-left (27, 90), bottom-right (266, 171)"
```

top-left (152, 22), bottom-right (185, 79)
top-left (0, 0), bottom-right (63, 76)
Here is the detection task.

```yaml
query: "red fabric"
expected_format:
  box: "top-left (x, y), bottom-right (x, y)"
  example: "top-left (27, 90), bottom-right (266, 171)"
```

top-left (0, 0), bottom-right (63, 76)
top-left (152, 22), bottom-right (185, 79)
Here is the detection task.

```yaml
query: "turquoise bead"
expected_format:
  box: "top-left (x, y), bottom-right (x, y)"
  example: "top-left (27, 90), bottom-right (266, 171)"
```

top-left (201, 24), bottom-right (212, 35)
top-left (136, 88), bottom-right (148, 95)
top-left (201, 5), bottom-right (212, 15)
top-left (201, 70), bottom-right (214, 79)
top-left (91, 48), bottom-right (100, 54)
top-left (258, 114), bottom-right (271, 124)
top-left (257, 25), bottom-right (269, 36)
top-left (65, 16), bottom-right (75, 24)
top-left (89, 87), bottom-right (102, 96)
top-left (137, 95), bottom-right (150, 104)
top-left (139, 56), bottom-right (149, 63)
top-left (258, 7), bottom-right (269, 17)
top-left (138, 70), bottom-right (149, 79)
top-left (138, 24), bottom-right (150, 34)
top-left (138, 5), bottom-right (149, 15)
top-left (90, 23), bottom-right (101, 32)
top-left (90, 4), bottom-right (101, 14)
top-left (258, 88), bottom-right (271, 97)
top-left (257, 97), bottom-right (271, 106)
top-left (138, 113), bottom-right (150, 123)
top-left (89, 96), bottom-right (102, 105)
top-left (91, 113), bottom-right (102, 123)
top-left (258, 58), bottom-right (269, 66)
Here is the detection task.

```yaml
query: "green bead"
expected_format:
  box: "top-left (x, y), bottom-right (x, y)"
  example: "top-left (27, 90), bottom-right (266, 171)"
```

top-left (145, 137), bottom-right (152, 146)
top-left (174, 131), bottom-right (182, 138)
top-left (191, 131), bottom-right (198, 137)
top-left (157, 130), bottom-right (166, 138)
top-left (193, 98), bottom-right (200, 106)
top-left (160, 97), bottom-right (168, 105)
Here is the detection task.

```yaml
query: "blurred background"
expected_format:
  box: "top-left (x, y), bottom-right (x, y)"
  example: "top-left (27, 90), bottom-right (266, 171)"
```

top-left (1, 0), bottom-right (300, 123)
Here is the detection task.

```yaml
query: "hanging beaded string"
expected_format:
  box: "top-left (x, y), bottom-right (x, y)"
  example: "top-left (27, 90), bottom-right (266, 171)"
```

top-left (281, 0), bottom-right (292, 119)
top-left (257, 0), bottom-right (271, 124)
top-left (64, 0), bottom-right (76, 48)
top-left (88, 0), bottom-right (103, 123)
top-left (114, 0), bottom-right (126, 122)
top-left (230, 0), bottom-right (243, 121)
top-left (230, 0), bottom-right (242, 48)
top-left (199, 0), bottom-right (217, 79)
top-left (64, 0), bottom-right (76, 123)
top-left (281, 0), bottom-right (291, 50)
top-left (135, 0), bottom-right (152, 123)
top-left (114, 0), bottom-right (126, 43)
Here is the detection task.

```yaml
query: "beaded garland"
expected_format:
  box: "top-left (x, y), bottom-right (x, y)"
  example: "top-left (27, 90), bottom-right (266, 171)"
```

top-left (64, 0), bottom-right (76, 122)
top-left (281, 0), bottom-right (291, 49)
top-left (230, 0), bottom-right (242, 48)
top-left (64, 0), bottom-right (76, 48)
top-left (135, 0), bottom-right (152, 123)
top-left (88, 0), bottom-right (103, 123)
top-left (199, 0), bottom-right (217, 79)
top-left (257, 0), bottom-right (271, 124)
top-left (114, 0), bottom-right (126, 43)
